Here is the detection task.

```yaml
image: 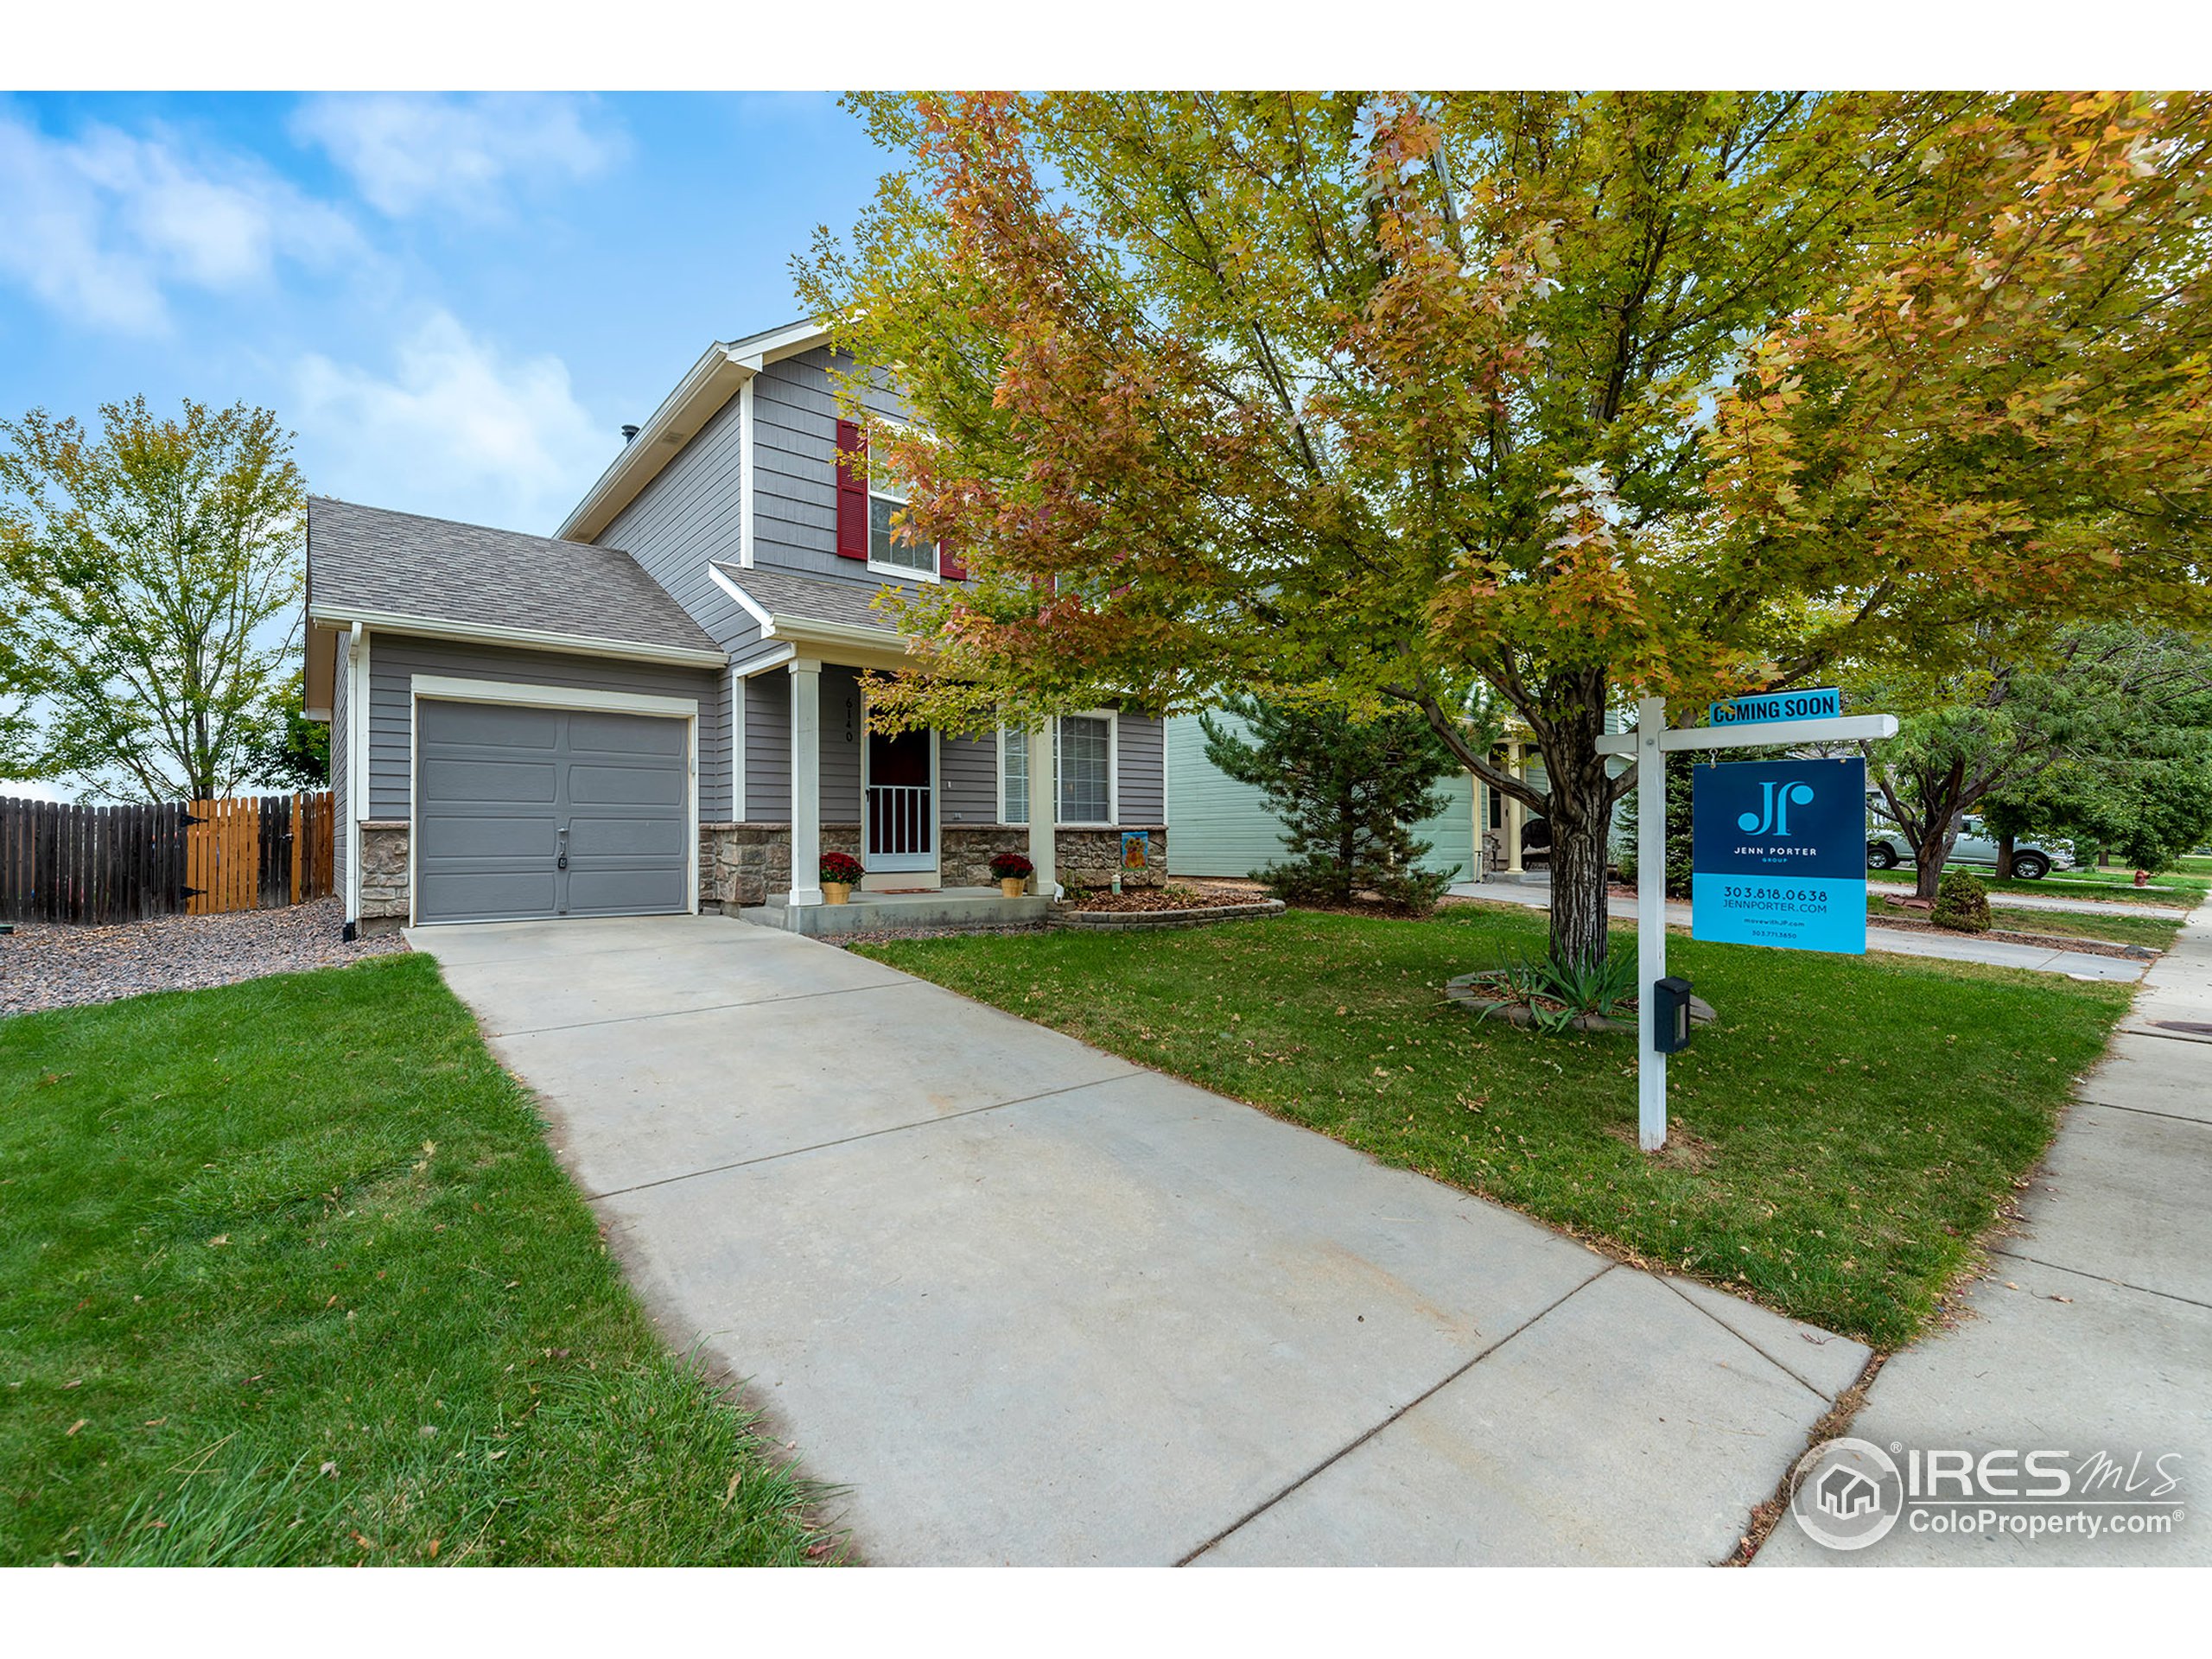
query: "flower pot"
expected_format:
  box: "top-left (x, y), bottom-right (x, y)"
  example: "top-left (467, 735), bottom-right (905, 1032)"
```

top-left (823, 881), bottom-right (852, 906)
top-left (1000, 876), bottom-right (1027, 899)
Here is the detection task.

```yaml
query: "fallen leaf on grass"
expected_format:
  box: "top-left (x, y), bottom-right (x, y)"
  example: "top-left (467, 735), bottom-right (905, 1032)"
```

top-left (66, 1419), bottom-right (87, 1436)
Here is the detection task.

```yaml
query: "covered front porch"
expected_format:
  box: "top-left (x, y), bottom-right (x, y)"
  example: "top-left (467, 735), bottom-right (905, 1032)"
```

top-left (709, 563), bottom-right (1162, 931)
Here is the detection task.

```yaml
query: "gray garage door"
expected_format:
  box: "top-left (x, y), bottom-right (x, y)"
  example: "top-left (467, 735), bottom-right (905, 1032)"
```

top-left (416, 699), bottom-right (690, 925)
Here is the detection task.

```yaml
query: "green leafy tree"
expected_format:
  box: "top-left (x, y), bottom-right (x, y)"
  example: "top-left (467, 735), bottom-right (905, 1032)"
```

top-left (1985, 749), bottom-right (2212, 875)
top-left (1851, 623), bottom-right (2212, 899)
top-left (251, 669), bottom-right (332, 791)
top-left (1618, 760), bottom-right (1700, 899)
top-left (0, 615), bottom-right (47, 784)
top-left (802, 91), bottom-right (2212, 971)
top-left (1199, 695), bottom-right (1463, 911)
top-left (0, 397), bottom-right (304, 802)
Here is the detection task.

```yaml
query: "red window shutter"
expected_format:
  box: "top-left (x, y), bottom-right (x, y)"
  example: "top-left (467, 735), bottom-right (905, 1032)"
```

top-left (938, 540), bottom-right (968, 581)
top-left (835, 418), bottom-right (867, 560)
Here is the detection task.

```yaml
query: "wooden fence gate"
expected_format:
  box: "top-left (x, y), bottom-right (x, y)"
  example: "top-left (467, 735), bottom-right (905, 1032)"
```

top-left (0, 791), bottom-right (334, 925)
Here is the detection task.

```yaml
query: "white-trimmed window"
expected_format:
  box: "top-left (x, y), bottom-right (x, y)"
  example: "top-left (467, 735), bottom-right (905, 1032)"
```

top-left (868, 453), bottom-right (938, 581)
top-left (1000, 712), bottom-right (1118, 826)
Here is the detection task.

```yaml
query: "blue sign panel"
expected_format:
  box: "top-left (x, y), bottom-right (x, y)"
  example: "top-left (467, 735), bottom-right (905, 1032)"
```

top-left (1691, 758), bottom-right (1867, 954)
top-left (1708, 685), bottom-right (1841, 728)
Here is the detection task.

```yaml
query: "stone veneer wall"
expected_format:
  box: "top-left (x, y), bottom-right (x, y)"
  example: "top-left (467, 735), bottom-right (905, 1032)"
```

top-left (700, 823), bottom-right (1169, 907)
top-left (698, 823), bottom-right (861, 910)
top-left (359, 822), bottom-right (410, 921)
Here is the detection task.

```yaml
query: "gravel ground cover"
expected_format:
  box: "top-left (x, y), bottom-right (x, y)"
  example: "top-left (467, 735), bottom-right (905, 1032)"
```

top-left (0, 898), bottom-right (406, 1019)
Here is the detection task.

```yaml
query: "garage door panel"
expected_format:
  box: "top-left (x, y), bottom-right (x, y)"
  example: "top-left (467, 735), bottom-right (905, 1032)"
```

top-left (569, 709), bottom-right (686, 755)
top-left (415, 699), bottom-right (690, 926)
top-left (421, 701), bottom-right (560, 749)
top-left (566, 868), bottom-right (690, 916)
top-left (422, 756), bottom-right (560, 805)
top-left (567, 814), bottom-right (688, 858)
top-left (566, 763), bottom-right (686, 809)
top-left (418, 870), bottom-right (561, 921)
top-left (419, 815), bottom-right (563, 859)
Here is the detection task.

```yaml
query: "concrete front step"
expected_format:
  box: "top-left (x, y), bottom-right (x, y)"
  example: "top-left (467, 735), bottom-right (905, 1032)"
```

top-left (741, 886), bottom-right (1054, 938)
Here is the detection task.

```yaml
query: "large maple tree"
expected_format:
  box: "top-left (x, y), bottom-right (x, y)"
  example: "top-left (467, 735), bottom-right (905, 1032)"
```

top-left (799, 91), bottom-right (2212, 968)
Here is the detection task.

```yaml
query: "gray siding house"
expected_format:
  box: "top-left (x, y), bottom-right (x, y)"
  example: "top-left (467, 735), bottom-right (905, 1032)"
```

top-left (306, 320), bottom-right (1167, 935)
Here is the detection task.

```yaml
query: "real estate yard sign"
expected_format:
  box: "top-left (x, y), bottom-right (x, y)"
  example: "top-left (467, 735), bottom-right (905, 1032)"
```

top-left (1691, 758), bottom-right (1868, 955)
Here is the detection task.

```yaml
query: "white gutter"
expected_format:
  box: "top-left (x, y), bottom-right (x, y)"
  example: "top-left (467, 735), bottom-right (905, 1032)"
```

top-left (307, 605), bottom-right (728, 670)
top-left (708, 565), bottom-right (909, 658)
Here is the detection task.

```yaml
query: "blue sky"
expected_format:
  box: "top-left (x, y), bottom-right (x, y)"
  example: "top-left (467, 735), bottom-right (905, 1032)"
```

top-left (0, 92), bottom-right (890, 534)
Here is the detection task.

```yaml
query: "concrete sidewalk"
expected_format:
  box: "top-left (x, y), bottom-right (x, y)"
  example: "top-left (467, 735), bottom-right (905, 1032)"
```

top-left (411, 913), bottom-right (1869, 1566)
top-left (1757, 895), bottom-right (2212, 1566)
top-left (1867, 880), bottom-right (2190, 922)
top-left (1447, 881), bottom-right (2147, 982)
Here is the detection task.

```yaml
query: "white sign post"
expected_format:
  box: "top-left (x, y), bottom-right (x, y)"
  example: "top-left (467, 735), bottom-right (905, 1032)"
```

top-left (1597, 696), bottom-right (1899, 1151)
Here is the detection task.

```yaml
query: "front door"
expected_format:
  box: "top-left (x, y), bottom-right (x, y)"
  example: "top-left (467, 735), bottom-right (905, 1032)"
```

top-left (866, 728), bottom-right (934, 874)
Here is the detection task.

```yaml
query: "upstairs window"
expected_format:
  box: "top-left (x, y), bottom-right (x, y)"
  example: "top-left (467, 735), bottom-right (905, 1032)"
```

top-left (868, 458), bottom-right (938, 580)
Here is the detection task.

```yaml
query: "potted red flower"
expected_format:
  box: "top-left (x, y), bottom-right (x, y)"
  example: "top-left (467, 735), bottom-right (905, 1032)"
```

top-left (989, 850), bottom-right (1034, 899)
top-left (820, 850), bottom-right (864, 905)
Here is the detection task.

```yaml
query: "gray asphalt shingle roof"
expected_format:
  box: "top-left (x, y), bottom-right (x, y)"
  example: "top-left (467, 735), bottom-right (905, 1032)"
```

top-left (308, 496), bottom-right (720, 656)
top-left (710, 563), bottom-right (916, 635)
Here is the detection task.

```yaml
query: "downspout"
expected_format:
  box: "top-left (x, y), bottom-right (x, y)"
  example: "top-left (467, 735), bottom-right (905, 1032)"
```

top-left (343, 621), bottom-right (364, 940)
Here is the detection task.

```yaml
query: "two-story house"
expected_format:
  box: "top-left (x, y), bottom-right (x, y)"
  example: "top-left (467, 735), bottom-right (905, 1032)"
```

top-left (302, 319), bottom-right (1167, 937)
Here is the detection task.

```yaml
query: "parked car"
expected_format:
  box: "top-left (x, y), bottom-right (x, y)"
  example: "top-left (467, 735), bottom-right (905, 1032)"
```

top-left (1866, 804), bottom-right (2074, 880)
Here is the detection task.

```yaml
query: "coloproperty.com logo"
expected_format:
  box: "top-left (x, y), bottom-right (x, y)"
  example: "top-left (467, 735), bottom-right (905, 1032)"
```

top-left (1788, 1437), bottom-right (2186, 1550)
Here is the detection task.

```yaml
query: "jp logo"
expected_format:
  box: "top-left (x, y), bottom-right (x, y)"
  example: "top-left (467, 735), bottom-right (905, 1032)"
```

top-left (1738, 779), bottom-right (1815, 837)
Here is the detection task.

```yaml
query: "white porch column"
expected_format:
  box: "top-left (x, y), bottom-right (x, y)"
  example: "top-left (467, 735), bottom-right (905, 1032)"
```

top-left (787, 658), bottom-right (824, 906)
top-left (1503, 739), bottom-right (1525, 874)
top-left (1025, 718), bottom-right (1058, 895)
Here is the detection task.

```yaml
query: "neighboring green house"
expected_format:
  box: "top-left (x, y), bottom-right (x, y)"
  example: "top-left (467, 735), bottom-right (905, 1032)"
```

top-left (1164, 711), bottom-right (1538, 882)
top-left (1166, 709), bottom-right (1621, 884)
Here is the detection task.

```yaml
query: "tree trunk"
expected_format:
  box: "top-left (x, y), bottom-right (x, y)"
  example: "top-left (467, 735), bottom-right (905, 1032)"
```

top-left (1548, 790), bottom-right (1614, 971)
top-left (1994, 832), bottom-right (2015, 880)
top-left (1536, 694), bottom-right (1619, 972)
top-left (1914, 827), bottom-right (1955, 901)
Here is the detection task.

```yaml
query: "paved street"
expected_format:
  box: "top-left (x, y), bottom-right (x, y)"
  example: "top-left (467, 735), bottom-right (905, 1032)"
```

top-left (411, 913), bottom-right (1868, 1566)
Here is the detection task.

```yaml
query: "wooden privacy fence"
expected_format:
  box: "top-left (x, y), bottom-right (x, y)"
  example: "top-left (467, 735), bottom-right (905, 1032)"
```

top-left (0, 791), bottom-right (334, 925)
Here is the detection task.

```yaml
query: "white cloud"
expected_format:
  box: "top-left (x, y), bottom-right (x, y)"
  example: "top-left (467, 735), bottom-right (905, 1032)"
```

top-left (0, 111), bottom-right (358, 334)
top-left (293, 311), bottom-right (613, 533)
top-left (291, 93), bottom-right (626, 219)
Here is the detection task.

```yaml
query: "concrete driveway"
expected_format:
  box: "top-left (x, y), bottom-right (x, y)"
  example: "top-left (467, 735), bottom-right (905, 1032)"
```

top-left (411, 912), bottom-right (1869, 1565)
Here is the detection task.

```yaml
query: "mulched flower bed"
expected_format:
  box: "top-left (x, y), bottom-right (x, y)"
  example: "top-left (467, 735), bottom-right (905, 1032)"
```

top-left (0, 897), bottom-right (409, 1019)
top-left (1057, 885), bottom-right (1262, 914)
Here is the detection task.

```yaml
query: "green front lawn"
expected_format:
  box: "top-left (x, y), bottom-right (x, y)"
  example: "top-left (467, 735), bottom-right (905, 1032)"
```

top-left (0, 956), bottom-right (830, 1567)
top-left (858, 908), bottom-right (2131, 1350)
